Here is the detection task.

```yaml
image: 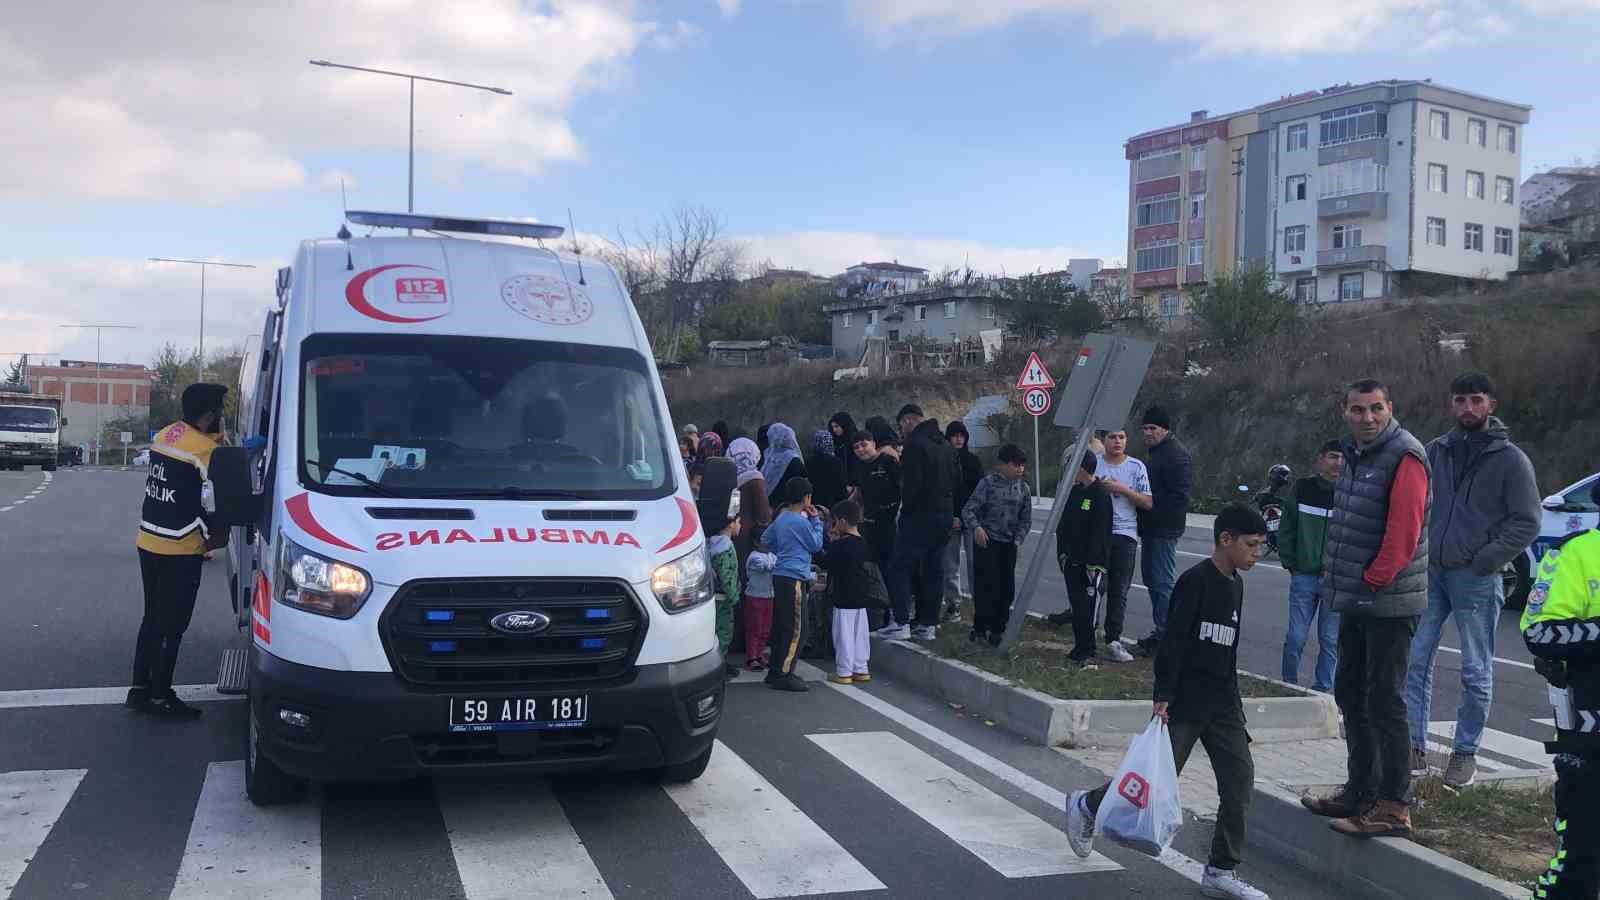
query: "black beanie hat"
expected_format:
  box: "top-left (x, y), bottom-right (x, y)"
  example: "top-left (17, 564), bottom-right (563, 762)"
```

top-left (1141, 404), bottom-right (1173, 431)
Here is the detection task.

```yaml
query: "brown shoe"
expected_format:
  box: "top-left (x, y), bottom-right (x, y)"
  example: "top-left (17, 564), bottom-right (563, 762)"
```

top-left (1301, 785), bottom-right (1365, 819)
top-left (1330, 800), bottom-right (1412, 839)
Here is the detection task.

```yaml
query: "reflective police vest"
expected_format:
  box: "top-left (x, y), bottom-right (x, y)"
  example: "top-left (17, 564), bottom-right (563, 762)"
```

top-left (1522, 529), bottom-right (1600, 752)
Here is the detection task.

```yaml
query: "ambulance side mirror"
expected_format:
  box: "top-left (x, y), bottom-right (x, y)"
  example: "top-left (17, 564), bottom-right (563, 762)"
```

top-left (208, 446), bottom-right (261, 526)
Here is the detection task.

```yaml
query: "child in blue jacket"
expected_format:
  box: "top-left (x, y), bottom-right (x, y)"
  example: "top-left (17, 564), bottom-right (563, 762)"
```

top-left (763, 477), bottom-right (824, 692)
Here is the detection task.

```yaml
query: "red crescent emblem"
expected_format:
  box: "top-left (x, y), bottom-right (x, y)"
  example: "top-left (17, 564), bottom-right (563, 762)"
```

top-left (285, 492), bottom-right (365, 553)
top-left (656, 497), bottom-right (699, 554)
top-left (346, 264), bottom-right (448, 324)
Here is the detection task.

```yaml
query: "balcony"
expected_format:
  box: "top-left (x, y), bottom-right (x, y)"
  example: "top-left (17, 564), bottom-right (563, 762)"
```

top-left (1318, 245), bottom-right (1388, 269)
top-left (1319, 191), bottom-right (1387, 219)
top-left (1319, 137), bottom-right (1389, 166)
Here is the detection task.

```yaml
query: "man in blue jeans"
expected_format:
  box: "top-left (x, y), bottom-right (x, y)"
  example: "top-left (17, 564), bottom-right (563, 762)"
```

top-left (1133, 405), bottom-right (1193, 655)
top-left (1404, 373), bottom-right (1540, 787)
top-left (876, 404), bottom-right (959, 642)
top-left (1278, 440), bottom-right (1344, 692)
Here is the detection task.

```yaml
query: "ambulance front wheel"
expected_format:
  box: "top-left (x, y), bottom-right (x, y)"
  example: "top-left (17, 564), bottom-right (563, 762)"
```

top-left (246, 703), bottom-right (308, 806)
top-left (655, 743), bottom-right (713, 784)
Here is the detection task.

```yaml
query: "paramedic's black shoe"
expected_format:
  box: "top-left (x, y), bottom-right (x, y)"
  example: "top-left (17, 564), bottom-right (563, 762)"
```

top-left (149, 695), bottom-right (204, 719)
top-left (125, 687), bottom-right (153, 712)
top-left (765, 673), bottom-right (809, 692)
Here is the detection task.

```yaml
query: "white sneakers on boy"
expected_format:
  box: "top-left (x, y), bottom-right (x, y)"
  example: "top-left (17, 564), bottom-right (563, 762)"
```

top-left (1101, 642), bottom-right (1135, 663)
top-left (1065, 790), bottom-right (1096, 859)
top-left (1200, 866), bottom-right (1271, 900)
top-left (874, 623), bottom-right (910, 640)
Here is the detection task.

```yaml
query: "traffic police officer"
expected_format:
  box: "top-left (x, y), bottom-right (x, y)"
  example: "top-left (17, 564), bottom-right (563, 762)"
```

top-left (1522, 479), bottom-right (1600, 899)
top-left (128, 383), bottom-right (228, 719)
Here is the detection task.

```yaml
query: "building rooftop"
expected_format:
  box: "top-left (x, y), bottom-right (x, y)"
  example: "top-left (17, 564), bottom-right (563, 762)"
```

top-left (847, 261), bottom-right (928, 274)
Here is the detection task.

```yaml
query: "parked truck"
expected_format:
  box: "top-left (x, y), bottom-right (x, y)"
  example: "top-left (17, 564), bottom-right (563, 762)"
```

top-left (0, 388), bottom-right (64, 471)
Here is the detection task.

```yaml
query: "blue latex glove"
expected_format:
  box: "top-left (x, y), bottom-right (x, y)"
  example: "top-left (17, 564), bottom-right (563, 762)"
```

top-left (242, 436), bottom-right (267, 453)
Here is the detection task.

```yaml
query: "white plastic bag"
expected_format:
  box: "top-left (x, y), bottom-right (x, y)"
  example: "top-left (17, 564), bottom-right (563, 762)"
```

top-left (1094, 717), bottom-right (1183, 856)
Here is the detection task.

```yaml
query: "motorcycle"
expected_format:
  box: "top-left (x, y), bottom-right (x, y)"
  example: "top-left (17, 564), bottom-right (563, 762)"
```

top-left (1240, 464), bottom-right (1292, 558)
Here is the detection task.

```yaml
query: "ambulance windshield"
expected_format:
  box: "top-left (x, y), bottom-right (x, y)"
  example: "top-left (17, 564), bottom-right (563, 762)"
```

top-left (298, 334), bottom-right (674, 500)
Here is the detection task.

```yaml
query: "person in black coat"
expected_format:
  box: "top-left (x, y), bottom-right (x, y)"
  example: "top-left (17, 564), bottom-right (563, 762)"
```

top-left (940, 420), bottom-right (985, 619)
top-left (1050, 452), bottom-right (1114, 662)
top-left (829, 412), bottom-right (861, 489)
top-left (806, 429), bottom-right (848, 510)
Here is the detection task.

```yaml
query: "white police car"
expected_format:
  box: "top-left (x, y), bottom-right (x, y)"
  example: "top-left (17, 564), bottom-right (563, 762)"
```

top-left (1505, 471), bottom-right (1599, 609)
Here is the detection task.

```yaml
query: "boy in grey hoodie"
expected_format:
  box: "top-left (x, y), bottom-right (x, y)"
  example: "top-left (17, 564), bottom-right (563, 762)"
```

top-left (1404, 372), bottom-right (1541, 787)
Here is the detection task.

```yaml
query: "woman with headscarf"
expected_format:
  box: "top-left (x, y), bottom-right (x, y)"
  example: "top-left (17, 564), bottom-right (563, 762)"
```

top-left (728, 438), bottom-right (773, 566)
top-left (806, 429), bottom-right (847, 510)
top-left (755, 423), bottom-right (773, 457)
top-left (828, 412), bottom-right (860, 487)
top-left (760, 423), bottom-right (807, 510)
top-left (695, 431), bottom-right (725, 464)
top-left (710, 420), bottom-right (732, 448)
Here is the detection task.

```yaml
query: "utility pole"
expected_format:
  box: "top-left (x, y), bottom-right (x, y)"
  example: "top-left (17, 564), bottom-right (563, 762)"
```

top-left (58, 324), bottom-right (135, 465)
top-left (1232, 146), bottom-right (1246, 269)
top-left (147, 258), bottom-right (257, 382)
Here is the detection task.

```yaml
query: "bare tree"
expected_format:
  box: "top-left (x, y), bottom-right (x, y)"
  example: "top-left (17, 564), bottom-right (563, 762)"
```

top-left (599, 205), bottom-right (747, 361)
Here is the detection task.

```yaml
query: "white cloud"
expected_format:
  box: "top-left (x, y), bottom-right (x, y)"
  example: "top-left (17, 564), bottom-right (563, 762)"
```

top-left (651, 20), bottom-right (708, 51)
top-left (842, 0), bottom-right (1541, 55)
top-left (734, 230), bottom-right (1113, 278)
top-left (0, 1), bottom-right (665, 202)
top-left (715, 0), bottom-right (743, 17)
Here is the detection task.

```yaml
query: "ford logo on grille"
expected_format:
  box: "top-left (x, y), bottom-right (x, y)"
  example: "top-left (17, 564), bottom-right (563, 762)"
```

top-left (489, 611), bottom-right (552, 635)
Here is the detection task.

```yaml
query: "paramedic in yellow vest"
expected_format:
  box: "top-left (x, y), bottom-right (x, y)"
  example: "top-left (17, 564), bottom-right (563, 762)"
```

top-left (1522, 480), bottom-right (1600, 900)
top-left (129, 383), bottom-right (228, 719)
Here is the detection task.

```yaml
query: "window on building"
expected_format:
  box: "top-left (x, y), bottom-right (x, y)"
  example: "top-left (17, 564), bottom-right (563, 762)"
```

top-left (1286, 123), bottom-right (1309, 152)
top-left (1283, 226), bottom-right (1307, 253)
top-left (888, 329), bottom-right (900, 341)
top-left (1136, 193), bottom-right (1181, 227)
top-left (983, 303), bottom-right (996, 319)
top-left (1428, 163), bottom-right (1448, 193)
top-left (1135, 240), bottom-right (1180, 272)
top-left (868, 310), bottom-right (879, 326)
top-left (1466, 170), bottom-right (1485, 200)
top-left (1496, 176), bottom-right (1515, 205)
top-left (1136, 148), bottom-right (1182, 182)
top-left (915, 305), bottom-right (928, 321)
top-left (1190, 144), bottom-right (1207, 170)
top-left (1190, 193), bottom-right (1206, 220)
top-left (1320, 159), bottom-right (1386, 197)
top-left (1286, 175), bottom-right (1307, 201)
top-left (1429, 110), bottom-right (1450, 140)
top-left (943, 301), bottom-right (957, 319)
top-left (1319, 103), bottom-right (1387, 146)
top-left (1339, 272), bottom-right (1364, 301)
top-left (1188, 239), bottom-right (1204, 266)
top-left (1159, 293), bottom-right (1180, 319)
top-left (1465, 223), bottom-right (1484, 252)
top-left (841, 312), bottom-right (851, 328)
top-left (1494, 227), bottom-right (1514, 255)
top-left (1294, 278), bottom-right (1318, 303)
top-left (1331, 224), bottom-right (1363, 249)
top-left (1497, 125), bottom-right (1517, 152)
top-left (1468, 118), bottom-right (1486, 147)
top-left (1427, 216), bottom-right (1447, 246)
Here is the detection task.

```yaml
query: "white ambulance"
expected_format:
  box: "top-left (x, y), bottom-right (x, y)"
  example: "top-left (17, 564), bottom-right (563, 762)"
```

top-left (213, 212), bottom-right (723, 805)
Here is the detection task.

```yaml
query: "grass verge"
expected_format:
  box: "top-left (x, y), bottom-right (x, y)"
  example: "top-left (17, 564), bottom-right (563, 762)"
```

top-left (1409, 776), bottom-right (1557, 889)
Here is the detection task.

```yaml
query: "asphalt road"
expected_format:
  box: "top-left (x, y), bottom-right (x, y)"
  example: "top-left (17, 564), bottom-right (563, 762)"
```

top-left (0, 467), bottom-right (1349, 900)
top-left (1008, 516), bottom-right (1555, 751)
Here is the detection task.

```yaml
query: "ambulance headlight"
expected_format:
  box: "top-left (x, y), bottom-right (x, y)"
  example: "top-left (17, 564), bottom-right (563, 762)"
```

top-left (279, 536), bottom-right (372, 619)
top-left (651, 545), bottom-right (713, 613)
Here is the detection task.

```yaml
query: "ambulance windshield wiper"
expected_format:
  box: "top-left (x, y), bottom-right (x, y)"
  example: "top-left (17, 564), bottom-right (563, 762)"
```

top-left (305, 459), bottom-right (399, 496)
top-left (420, 487), bottom-right (585, 500)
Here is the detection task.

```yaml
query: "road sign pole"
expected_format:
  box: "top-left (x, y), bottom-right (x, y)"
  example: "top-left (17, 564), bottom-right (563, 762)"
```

top-left (999, 338), bottom-right (1126, 654)
top-left (1032, 413), bottom-right (1040, 496)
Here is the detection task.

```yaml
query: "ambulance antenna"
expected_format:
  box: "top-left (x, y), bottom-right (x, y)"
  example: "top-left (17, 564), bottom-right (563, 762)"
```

top-left (338, 177), bottom-right (354, 269)
top-left (568, 208), bottom-right (587, 286)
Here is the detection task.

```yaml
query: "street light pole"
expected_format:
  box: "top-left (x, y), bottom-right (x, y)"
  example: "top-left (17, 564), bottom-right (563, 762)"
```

top-left (59, 324), bottom-right (135, 466)
top-left (148, 258), bottom-right (256, 382)
top-left (308, 59), bottom-right (511, 216)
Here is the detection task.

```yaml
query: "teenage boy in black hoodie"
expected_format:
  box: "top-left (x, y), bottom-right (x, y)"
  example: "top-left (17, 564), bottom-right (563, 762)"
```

top-left (1066, 505), bottom-right (1273, 900)
top-left (1050, 452), bottom-right (1113, 664)
top-left (943, 420), bottom-right (985, 622)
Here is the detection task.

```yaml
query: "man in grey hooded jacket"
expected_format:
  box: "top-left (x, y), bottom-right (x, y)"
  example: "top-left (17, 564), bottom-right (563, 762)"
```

top-left (1404, 372), bottom-right (1541, 788)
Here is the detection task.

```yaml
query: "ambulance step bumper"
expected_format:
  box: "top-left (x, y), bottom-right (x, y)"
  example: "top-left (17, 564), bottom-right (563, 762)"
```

top-left (215, 647), bottom-right (249, 695)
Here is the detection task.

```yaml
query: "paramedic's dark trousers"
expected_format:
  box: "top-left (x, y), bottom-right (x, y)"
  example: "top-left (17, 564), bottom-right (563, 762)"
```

top-left (1084, 705), bottom-right (1255, 869)
top-left (1540, 752), bottom-right (1600, 899)
top-left (133, 549), bottom-right (204, 699)
top-left (767, 576), bottom-right (807, 678)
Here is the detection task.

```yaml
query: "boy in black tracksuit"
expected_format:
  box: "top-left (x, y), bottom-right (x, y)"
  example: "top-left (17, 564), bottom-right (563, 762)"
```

top-left (1066, 506), bottom-right (1274, 900)
top-left (1051, 452), bottom-right (1113, 663)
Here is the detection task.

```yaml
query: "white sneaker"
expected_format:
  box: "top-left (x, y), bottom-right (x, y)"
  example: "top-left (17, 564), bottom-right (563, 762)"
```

top-left (875, 623), bottom-right (910, 640)
top-left (912, 625), bottom-right (938, 641)
top-left (1201, 866), bottom-right (1270, 900)
top-left (1101, 642), bottom-right (1135, 663)
top-left (1065, 790), bottom-right (1096, 859)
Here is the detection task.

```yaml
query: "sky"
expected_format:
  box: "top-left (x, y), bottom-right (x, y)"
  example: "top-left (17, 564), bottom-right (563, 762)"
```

top-left (4, 0), bottom-right (1598, 367)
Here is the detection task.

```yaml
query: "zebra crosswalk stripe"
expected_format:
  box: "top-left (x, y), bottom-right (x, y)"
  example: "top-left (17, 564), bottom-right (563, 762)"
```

top-left (437, 779), bottom-right (615, 900)
top-left (808, 731), bottom-right (1119, 878)
top-left (170, 761), bottom-right (320, 900)
top-left (1, 769), bottom-right (86, 900)
top-left (662, 739), bottom-right (886, 898)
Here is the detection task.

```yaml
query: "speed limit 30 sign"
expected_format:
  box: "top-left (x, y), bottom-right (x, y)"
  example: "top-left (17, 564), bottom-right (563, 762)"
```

top-left (1023, 387), bottom-right (1052, 417)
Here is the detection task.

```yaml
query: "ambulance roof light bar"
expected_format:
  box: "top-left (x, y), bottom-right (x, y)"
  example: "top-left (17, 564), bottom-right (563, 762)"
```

top-left (345, 210), bottom-right (565, 240)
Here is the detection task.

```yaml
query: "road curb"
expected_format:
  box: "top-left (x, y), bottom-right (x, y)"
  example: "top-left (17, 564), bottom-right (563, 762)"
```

top-left (1249, 782), bottom-right (1526, 900)
top-left (869, 637), bottom-right (1339, 749)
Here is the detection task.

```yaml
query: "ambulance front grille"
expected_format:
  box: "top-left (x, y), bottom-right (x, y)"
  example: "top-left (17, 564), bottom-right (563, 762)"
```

top-left (380, 578), bottom-right (647, 687)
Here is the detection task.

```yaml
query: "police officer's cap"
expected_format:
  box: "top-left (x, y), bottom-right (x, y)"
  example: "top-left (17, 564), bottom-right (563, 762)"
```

top-left (181, 383), bottom-right (228, 420)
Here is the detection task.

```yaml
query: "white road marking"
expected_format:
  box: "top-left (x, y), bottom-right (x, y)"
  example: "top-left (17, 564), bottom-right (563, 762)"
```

top-left (1428, 722), bottom-right (1554, 771)
top-left (1534, 718), bottom-right (1554, 727)
top-left (0, 507), bottom-right (12, 513)
top-left (1435, 644), bottom-right (1537, 672)
top-left (170, 760), bottom-right (320, 900)
top-left (810, 731), bottom-right (1118, 878)
top-left (1, 769), bottom-right (87, 900)
top-left (662, 739), bottom-right (885, 898)
top-left (437, 779), bottom-right (615, 900)
top-left (0, 684), bottom-right (239, 710)
top-left (1179, 549), bottom-right (1285, 572)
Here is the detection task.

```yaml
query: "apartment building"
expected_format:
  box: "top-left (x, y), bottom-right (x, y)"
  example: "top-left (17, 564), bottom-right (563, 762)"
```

top-left (1125, 81), bottom-right (1531, 319)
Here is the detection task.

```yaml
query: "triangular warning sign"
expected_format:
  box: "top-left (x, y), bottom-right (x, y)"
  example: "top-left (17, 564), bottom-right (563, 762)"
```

top-left (1015, 351), bottom-right (1056, 390)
